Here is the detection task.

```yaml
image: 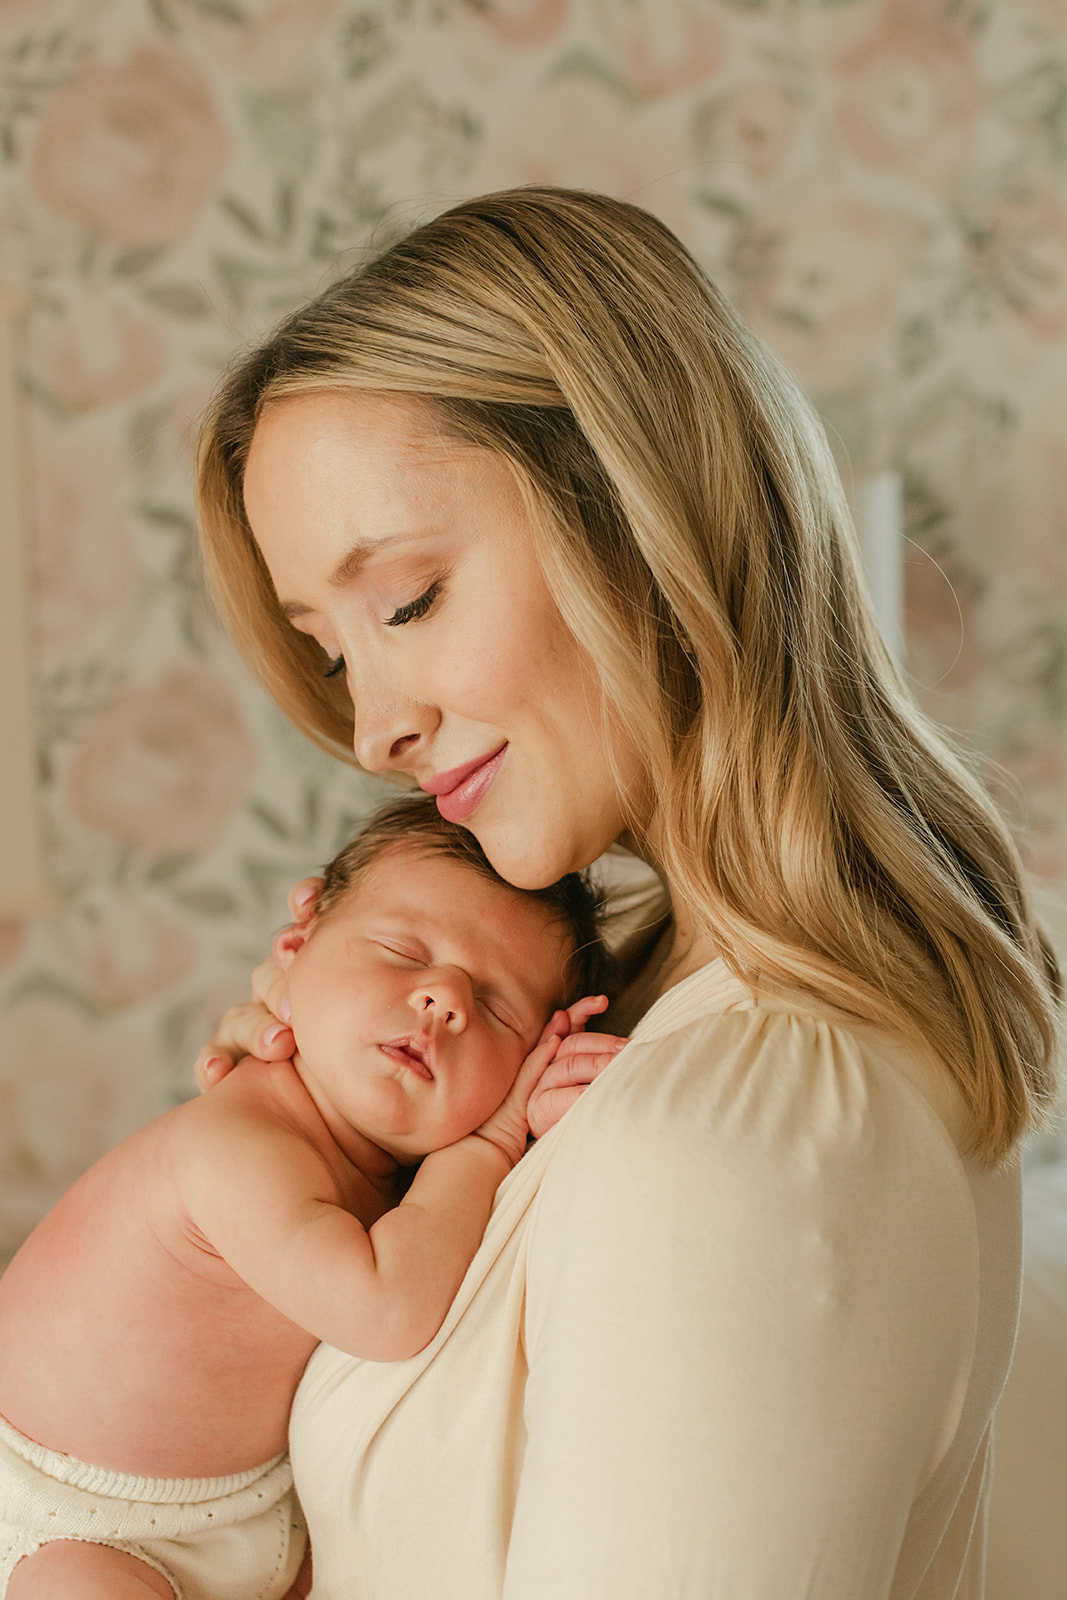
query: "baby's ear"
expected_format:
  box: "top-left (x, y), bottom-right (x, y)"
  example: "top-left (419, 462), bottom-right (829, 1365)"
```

top-left (272, 921), bottom-right (314, 971)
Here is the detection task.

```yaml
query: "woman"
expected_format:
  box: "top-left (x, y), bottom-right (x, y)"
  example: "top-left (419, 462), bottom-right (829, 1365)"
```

top-left (195, 188), bottom-right (1059, 1598)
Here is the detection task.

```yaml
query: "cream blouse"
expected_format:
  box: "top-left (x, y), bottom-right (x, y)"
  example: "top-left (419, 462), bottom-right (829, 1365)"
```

top-left (290, 960), bottom-right (1020, 1598)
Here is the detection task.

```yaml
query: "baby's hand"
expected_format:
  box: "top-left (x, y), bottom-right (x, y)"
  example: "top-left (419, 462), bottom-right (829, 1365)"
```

top-left (473, 998), bottom-right (626, 1167)
top-left (526, 996), bottom-right (628, 1140)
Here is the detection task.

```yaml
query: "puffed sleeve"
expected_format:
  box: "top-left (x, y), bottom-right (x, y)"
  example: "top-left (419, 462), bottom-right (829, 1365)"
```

top-left (502, 1009), bottom-right (981, 1599)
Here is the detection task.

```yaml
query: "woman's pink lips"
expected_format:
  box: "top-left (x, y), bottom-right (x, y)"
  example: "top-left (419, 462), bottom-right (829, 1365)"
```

top-left (425, 745), bottom-right (507, 824)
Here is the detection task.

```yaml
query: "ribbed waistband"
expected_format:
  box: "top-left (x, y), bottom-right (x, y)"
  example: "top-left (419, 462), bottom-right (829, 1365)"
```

top-left (0, 1413), bottom-right (287, 1506)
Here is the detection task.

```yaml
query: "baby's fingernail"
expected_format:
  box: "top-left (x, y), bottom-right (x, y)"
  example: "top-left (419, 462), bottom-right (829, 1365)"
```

top-left (279, 996), bottom-right (291, 1022)
top-left (294, 885), bottom-right (316, 909)
top-left (203, 1055), bottom-right (224, 1078)
top-left (264, 1024), bottom-right (289, 1048)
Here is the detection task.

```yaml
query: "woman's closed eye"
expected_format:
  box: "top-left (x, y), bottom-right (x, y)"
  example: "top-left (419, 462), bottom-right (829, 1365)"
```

top-left (384, 581), bottom-right (442, 628)
top-left (323, 654), bottom-right (346, 679)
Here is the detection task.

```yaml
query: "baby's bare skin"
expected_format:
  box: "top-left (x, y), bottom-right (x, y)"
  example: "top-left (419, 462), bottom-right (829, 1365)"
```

top-left (0, 1060), bottom-right (398, 1478)
top-left (0, 849), bottom-right (624, 1495)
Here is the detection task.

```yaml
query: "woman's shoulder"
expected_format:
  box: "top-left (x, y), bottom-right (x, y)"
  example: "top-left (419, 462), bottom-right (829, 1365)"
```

top-left (559, 958), bottom-right (980, 1199)
top-left (529, 959), bottom-right (1014, 1330)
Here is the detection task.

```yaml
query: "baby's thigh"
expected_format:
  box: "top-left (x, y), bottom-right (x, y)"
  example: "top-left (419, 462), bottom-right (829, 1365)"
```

top-left (7, 1540), bottom-right (174, 1599)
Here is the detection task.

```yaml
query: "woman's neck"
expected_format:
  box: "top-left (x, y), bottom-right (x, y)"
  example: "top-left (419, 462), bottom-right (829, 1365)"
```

top-left (602, 839), bottom-right (721, 1033)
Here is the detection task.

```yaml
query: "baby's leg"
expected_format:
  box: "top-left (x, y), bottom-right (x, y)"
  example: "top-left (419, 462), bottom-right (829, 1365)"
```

top-left (7, 1540), bottom-right (174, 1599)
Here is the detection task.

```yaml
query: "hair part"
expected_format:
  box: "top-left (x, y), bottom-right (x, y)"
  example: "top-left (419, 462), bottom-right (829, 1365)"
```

top-left (315, 793), bottom-right (615, 1009)
top-left (198, 185), bottom-right (1061, 1164)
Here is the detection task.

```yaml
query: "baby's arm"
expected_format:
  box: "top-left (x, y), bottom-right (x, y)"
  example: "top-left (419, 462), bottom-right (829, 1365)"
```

top-left (313, 1000), bottom-right (621, 1357)
top-left (179, 1011), bottom-right (612, 1366)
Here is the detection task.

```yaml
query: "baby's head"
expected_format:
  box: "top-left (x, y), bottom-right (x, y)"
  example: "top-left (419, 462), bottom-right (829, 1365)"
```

top-left (274, 795), bottom-right (613, 1162)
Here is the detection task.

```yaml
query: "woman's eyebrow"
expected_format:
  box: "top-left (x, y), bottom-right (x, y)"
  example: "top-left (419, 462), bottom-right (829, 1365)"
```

top-left (279, 533), bottom-right (431, 620)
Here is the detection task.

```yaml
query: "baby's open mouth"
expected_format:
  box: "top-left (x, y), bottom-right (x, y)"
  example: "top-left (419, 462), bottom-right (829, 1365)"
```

top-left (380, 1038), bottom-right (434, 1081)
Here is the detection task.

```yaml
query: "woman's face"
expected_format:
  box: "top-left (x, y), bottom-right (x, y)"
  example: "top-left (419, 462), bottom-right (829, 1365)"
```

top-left (243, 391), bottom-right (644, 888)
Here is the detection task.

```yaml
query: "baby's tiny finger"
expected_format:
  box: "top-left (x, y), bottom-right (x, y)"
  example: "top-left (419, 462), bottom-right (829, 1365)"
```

top-left (260, 1022), bottom-right (295, 1059)
top-left (193, 1047), bottom-right (233, 1095)
top-left (288, 876), bottom-right (324, 923)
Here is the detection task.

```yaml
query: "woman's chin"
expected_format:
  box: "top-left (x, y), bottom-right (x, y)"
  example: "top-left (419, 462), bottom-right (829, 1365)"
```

top-left (471, 820), bottom-right (609, 890)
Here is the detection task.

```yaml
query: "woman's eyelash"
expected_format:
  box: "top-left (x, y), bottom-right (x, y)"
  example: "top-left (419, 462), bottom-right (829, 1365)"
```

top-left (385, 582), bottom-right (441, 628)
top-left (323, 655), bottom-right (346, 679)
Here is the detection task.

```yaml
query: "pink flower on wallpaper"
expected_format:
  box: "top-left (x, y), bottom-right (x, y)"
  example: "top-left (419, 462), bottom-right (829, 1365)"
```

top-left (82, 908), bottom-right (197, 1009)
top-left (467, 0), bottom-right (568, 47)
top-left (41, 304), bottom-right (168, 411)
top-left (30, 44), bottom-right (227, 246)
top-left (30, 421), bottom-right (138, 655)
top-left (591, 0), bottom-right (727, 97)
top-left (0, 921), bottom-right (25, 970)
top-left (68, 668), bottom-right (257, 853)
top-left (832, 16), bottom-right (981, 195)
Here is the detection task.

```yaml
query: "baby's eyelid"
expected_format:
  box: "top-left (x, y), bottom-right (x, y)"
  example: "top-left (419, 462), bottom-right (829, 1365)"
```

top-left (478, 992), bottom-right (519, 1032)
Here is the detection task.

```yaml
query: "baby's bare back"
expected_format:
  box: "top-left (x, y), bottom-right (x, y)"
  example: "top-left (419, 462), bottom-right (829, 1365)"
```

top-left (0, 1066), bottom-right (387, 1480)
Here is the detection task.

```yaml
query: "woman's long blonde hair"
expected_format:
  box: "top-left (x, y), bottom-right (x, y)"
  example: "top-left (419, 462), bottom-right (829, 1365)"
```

top-left (198, 186), bottom-right (1060, 1163)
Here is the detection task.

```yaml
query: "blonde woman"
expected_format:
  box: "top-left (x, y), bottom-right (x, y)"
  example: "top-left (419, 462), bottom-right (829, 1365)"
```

top-left (195, 188), bottom-right (1059, 1599)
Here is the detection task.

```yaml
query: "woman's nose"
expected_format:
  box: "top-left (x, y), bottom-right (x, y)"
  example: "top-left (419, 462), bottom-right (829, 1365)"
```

top-left (350, 679), bottom-right (439, 774)
top-left (409, 972), bottom-right (469, 1033)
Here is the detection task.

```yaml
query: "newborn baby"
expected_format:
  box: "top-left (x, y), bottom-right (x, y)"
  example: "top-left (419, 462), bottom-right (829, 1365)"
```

top-left (0, 796), bottom-right (622, 1600)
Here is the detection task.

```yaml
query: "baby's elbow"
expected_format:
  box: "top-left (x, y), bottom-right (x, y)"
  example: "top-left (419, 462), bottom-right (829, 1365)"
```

top-left (342, 1304), bottom-right (446, 1364)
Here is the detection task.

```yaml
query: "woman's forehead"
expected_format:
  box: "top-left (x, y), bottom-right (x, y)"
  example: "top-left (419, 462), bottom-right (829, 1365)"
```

top-left (243, 391), bottom-right (525, 588)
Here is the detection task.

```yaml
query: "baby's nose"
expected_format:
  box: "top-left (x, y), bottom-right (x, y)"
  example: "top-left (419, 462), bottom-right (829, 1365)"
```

top-left (410, 972), bottom-right (469, 1032)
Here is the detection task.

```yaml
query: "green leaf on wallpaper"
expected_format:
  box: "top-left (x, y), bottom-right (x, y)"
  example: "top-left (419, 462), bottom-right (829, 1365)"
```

top-left (129, 402), bottom-right (175, 468)
top-left (302, 785), bottom-right (321, 839)
top-left (174, 886), bottom-right (241, 918)
top-left (142, 283), bottom-right (213, 319)
top-left (241, 854), bottom-right (294, 911)
top-left (999, 61), bottom-right (1067, 161)
top-left (221, 194), bottom-right (269, 242)
top-left (212, 253), bottom-right (261, 313)
top-left (243, 91), bottom-right (315, 177)
top-left (183, 0), bottom-right (249, 23)
top-left (145, 851), bottom-right (196, 885)
top-left (5, 973), bottom-right (102, 1018)
top-left (548, 50), bottom-right (635, 104)
top-left (694, 190), bottom-right (747, 221)
top-left (139, 503), bottom-right (197, 534)
top-left (221, 183), bottom-right (296, 247)
top-left (177, 596), bottom-right (215, 657)
top-left (113, 244), bottom-right (170, 279)
top-left (249, 800), bottom-right (293, 841)
top-left (340, 11), bottom-right (393, 83)
top-left (147, 0), bottom-right (179, 35)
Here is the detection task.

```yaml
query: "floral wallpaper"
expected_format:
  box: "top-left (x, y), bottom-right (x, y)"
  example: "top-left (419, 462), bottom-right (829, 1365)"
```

top-left (0, 0), bottom-right (1065, 1254)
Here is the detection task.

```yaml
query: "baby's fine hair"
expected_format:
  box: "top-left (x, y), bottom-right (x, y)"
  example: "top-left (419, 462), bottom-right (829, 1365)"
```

top-left (316, 794), bottom-right (616, 1008)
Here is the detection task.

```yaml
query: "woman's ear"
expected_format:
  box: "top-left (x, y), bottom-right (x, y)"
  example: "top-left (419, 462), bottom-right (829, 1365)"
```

top-left (272, 921), bottom-right (314, 971)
